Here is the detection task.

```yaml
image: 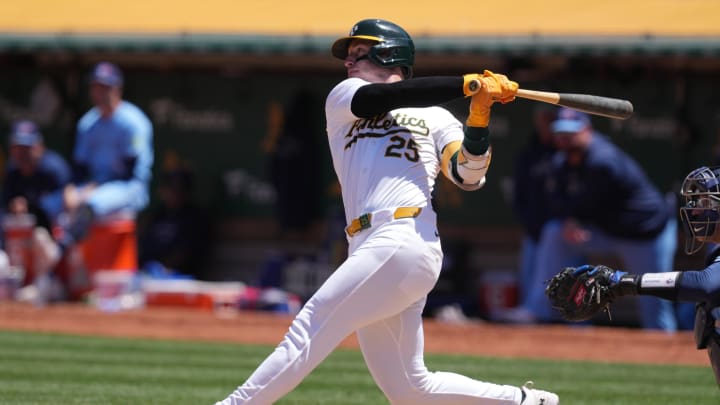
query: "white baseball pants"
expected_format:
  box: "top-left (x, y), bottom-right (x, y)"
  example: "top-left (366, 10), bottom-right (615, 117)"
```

top-left (217, 211), bottom-right (522, 404)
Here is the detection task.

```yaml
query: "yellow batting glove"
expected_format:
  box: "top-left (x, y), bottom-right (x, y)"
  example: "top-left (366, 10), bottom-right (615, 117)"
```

top-left (482, 70), bottom-right (518, 104)
top-left (466, 70), bottom-right (519, 127)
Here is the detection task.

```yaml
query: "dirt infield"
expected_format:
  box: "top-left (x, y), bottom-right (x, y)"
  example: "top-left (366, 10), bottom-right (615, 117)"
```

top-left (0, 302), bottom-right (708, 366)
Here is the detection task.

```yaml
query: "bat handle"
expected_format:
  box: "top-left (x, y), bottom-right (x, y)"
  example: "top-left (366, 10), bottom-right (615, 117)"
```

top-left (516, 89), bottom-right (559, 104)
top-left (467, 79), bottom-right (482, 95)
top-left (468, 80), bottom-right (555, 102)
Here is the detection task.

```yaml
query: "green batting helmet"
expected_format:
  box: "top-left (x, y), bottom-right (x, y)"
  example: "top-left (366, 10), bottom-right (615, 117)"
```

top-left (331, 19), bottom-right (415, 78)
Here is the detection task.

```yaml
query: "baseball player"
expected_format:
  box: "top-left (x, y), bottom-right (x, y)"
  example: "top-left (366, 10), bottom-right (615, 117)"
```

top-left (56, 61), bottom-right (153, 252)
top-left (217, 18), bottom-right (558, 405)
top-left (546, 165), bottom-right (720, 385)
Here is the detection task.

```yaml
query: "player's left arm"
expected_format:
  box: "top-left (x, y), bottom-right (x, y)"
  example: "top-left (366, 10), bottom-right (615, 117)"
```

top-left (350, 76), bottom-right (464, 118)
top-left (350, 70), bottom-right (516, 119)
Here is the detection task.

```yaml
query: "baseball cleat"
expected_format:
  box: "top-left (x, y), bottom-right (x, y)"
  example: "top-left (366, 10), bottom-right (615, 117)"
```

top-left (520, 381), bottom-right (559, 405)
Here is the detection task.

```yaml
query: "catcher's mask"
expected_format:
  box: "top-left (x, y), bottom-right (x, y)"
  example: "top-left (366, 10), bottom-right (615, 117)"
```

top-left (680, 166), bottom-right (720, 254)
top-left (331, 19), bottom-right (415, 78)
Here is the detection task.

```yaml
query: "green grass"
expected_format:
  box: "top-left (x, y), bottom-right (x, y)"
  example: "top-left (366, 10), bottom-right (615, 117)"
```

top-left (0, 329), bottom-right (717, 404)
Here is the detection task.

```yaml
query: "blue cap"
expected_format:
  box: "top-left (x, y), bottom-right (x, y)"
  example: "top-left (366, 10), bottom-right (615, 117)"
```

top-left (90, 61), bottom-right (124, 87)
top-left (9, 120), bottom-right (42, 146)
top-left (551, 107), bottom-right (591, 134)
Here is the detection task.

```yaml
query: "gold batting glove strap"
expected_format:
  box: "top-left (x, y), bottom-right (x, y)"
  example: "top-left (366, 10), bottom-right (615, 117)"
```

top-left (466, 70), bottom-right (519, 127)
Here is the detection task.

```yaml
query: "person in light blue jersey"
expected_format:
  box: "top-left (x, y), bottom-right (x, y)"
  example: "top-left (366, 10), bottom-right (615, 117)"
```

top-left (56, 61), bottom-right (154, 251)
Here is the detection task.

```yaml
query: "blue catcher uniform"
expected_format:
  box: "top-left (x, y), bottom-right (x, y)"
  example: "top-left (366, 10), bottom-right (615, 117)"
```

top-left (73, 99), bottom-right (153, 217)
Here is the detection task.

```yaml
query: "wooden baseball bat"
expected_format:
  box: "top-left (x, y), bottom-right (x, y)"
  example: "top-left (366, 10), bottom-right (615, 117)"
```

top-left (515, 88), bottom-right (634, 120)
top-left (466, 80), bottom-right (634, 120)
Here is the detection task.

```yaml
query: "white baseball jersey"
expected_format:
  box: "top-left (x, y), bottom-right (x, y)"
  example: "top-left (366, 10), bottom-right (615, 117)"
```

top-left (325, 77), bottom-right (464, 224)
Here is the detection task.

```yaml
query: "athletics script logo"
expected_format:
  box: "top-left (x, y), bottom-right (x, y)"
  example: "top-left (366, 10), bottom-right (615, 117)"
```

top-left (344, 112), bottom-right (429, 150)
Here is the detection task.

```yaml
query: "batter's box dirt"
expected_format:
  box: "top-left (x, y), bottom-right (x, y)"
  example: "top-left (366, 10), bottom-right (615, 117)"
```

top-left (0, 302), bottom-right (707, 366)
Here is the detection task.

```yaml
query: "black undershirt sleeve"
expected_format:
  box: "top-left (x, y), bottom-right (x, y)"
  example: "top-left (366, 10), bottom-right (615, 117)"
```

top-left (350, 76), bottom-right (464, 118)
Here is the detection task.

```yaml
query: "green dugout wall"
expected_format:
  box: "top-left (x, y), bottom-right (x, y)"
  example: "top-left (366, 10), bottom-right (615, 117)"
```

top-left (0, 59), bottom-right (717, 231)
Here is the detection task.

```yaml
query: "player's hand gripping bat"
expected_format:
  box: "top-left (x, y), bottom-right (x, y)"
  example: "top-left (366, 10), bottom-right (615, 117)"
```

top-left (467, 80), bottom-right (634, 120)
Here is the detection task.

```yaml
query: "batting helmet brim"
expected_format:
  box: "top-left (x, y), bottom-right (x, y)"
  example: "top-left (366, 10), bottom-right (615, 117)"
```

top-left (331, 35), bottom-right (382, 59)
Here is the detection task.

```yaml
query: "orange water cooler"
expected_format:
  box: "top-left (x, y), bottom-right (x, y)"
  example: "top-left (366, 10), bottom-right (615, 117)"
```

top-left (59, 216), bottom-right (138, 300)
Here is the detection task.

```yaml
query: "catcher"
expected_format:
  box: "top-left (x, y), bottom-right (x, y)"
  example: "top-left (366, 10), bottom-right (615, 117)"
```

top-left (546, 165), bottom-right (720, 385)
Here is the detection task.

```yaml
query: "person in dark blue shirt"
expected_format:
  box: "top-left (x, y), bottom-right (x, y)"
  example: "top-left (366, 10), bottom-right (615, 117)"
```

top-left (3, 120), bottom-right (71, 231)
top-left (520, 107), bottom-right (678, 331)
top-left (2, 120), bottom-right (70, 301)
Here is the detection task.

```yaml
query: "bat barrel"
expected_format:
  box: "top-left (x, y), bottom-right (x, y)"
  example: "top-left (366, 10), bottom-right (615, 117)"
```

top-left (557, 93), bottom-right (634, 120)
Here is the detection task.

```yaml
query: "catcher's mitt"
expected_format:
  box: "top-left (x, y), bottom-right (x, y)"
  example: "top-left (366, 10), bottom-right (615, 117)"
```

top-left (545, 264), bottom-right (617, 322)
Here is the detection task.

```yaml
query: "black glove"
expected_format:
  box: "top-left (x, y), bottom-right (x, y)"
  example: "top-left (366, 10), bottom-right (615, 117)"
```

top-left (544, 264), bottom-right (621, 322)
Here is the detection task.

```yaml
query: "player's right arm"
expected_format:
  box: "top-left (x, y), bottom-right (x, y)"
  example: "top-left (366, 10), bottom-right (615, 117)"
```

top-left (439, 137), bottom-right (491, 191)
top-left (438, 71), bottom-right (518, 190)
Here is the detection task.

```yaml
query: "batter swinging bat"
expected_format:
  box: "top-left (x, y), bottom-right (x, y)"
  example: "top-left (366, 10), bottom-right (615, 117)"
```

top-left (467, 80), bottom-right (634, 120)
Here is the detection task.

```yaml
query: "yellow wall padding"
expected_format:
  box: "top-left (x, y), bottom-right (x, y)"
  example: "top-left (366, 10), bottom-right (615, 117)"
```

top-left (2, 0), bottom-right (719, 36)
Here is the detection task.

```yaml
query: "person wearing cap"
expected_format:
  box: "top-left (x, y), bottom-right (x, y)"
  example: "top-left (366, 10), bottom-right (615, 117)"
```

top-left (2, 120), bottom-right (71, 302)
top-left (4, 120), bottom-right (71, 229)
top-left (516, 107), bottom-right (679, 331)
top-left (56, 61), bottom-right (153, 252)
top-left (215, 18), bottom-right (564, 405)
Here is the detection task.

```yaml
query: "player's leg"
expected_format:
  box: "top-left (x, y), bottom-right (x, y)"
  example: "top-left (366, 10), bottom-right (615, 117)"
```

top-left (357, 297), bottom-right (522, 405)
top-left (216, 222), bottom-right (442, 404)
top-left (85, 177), bottom-right (149, 216)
